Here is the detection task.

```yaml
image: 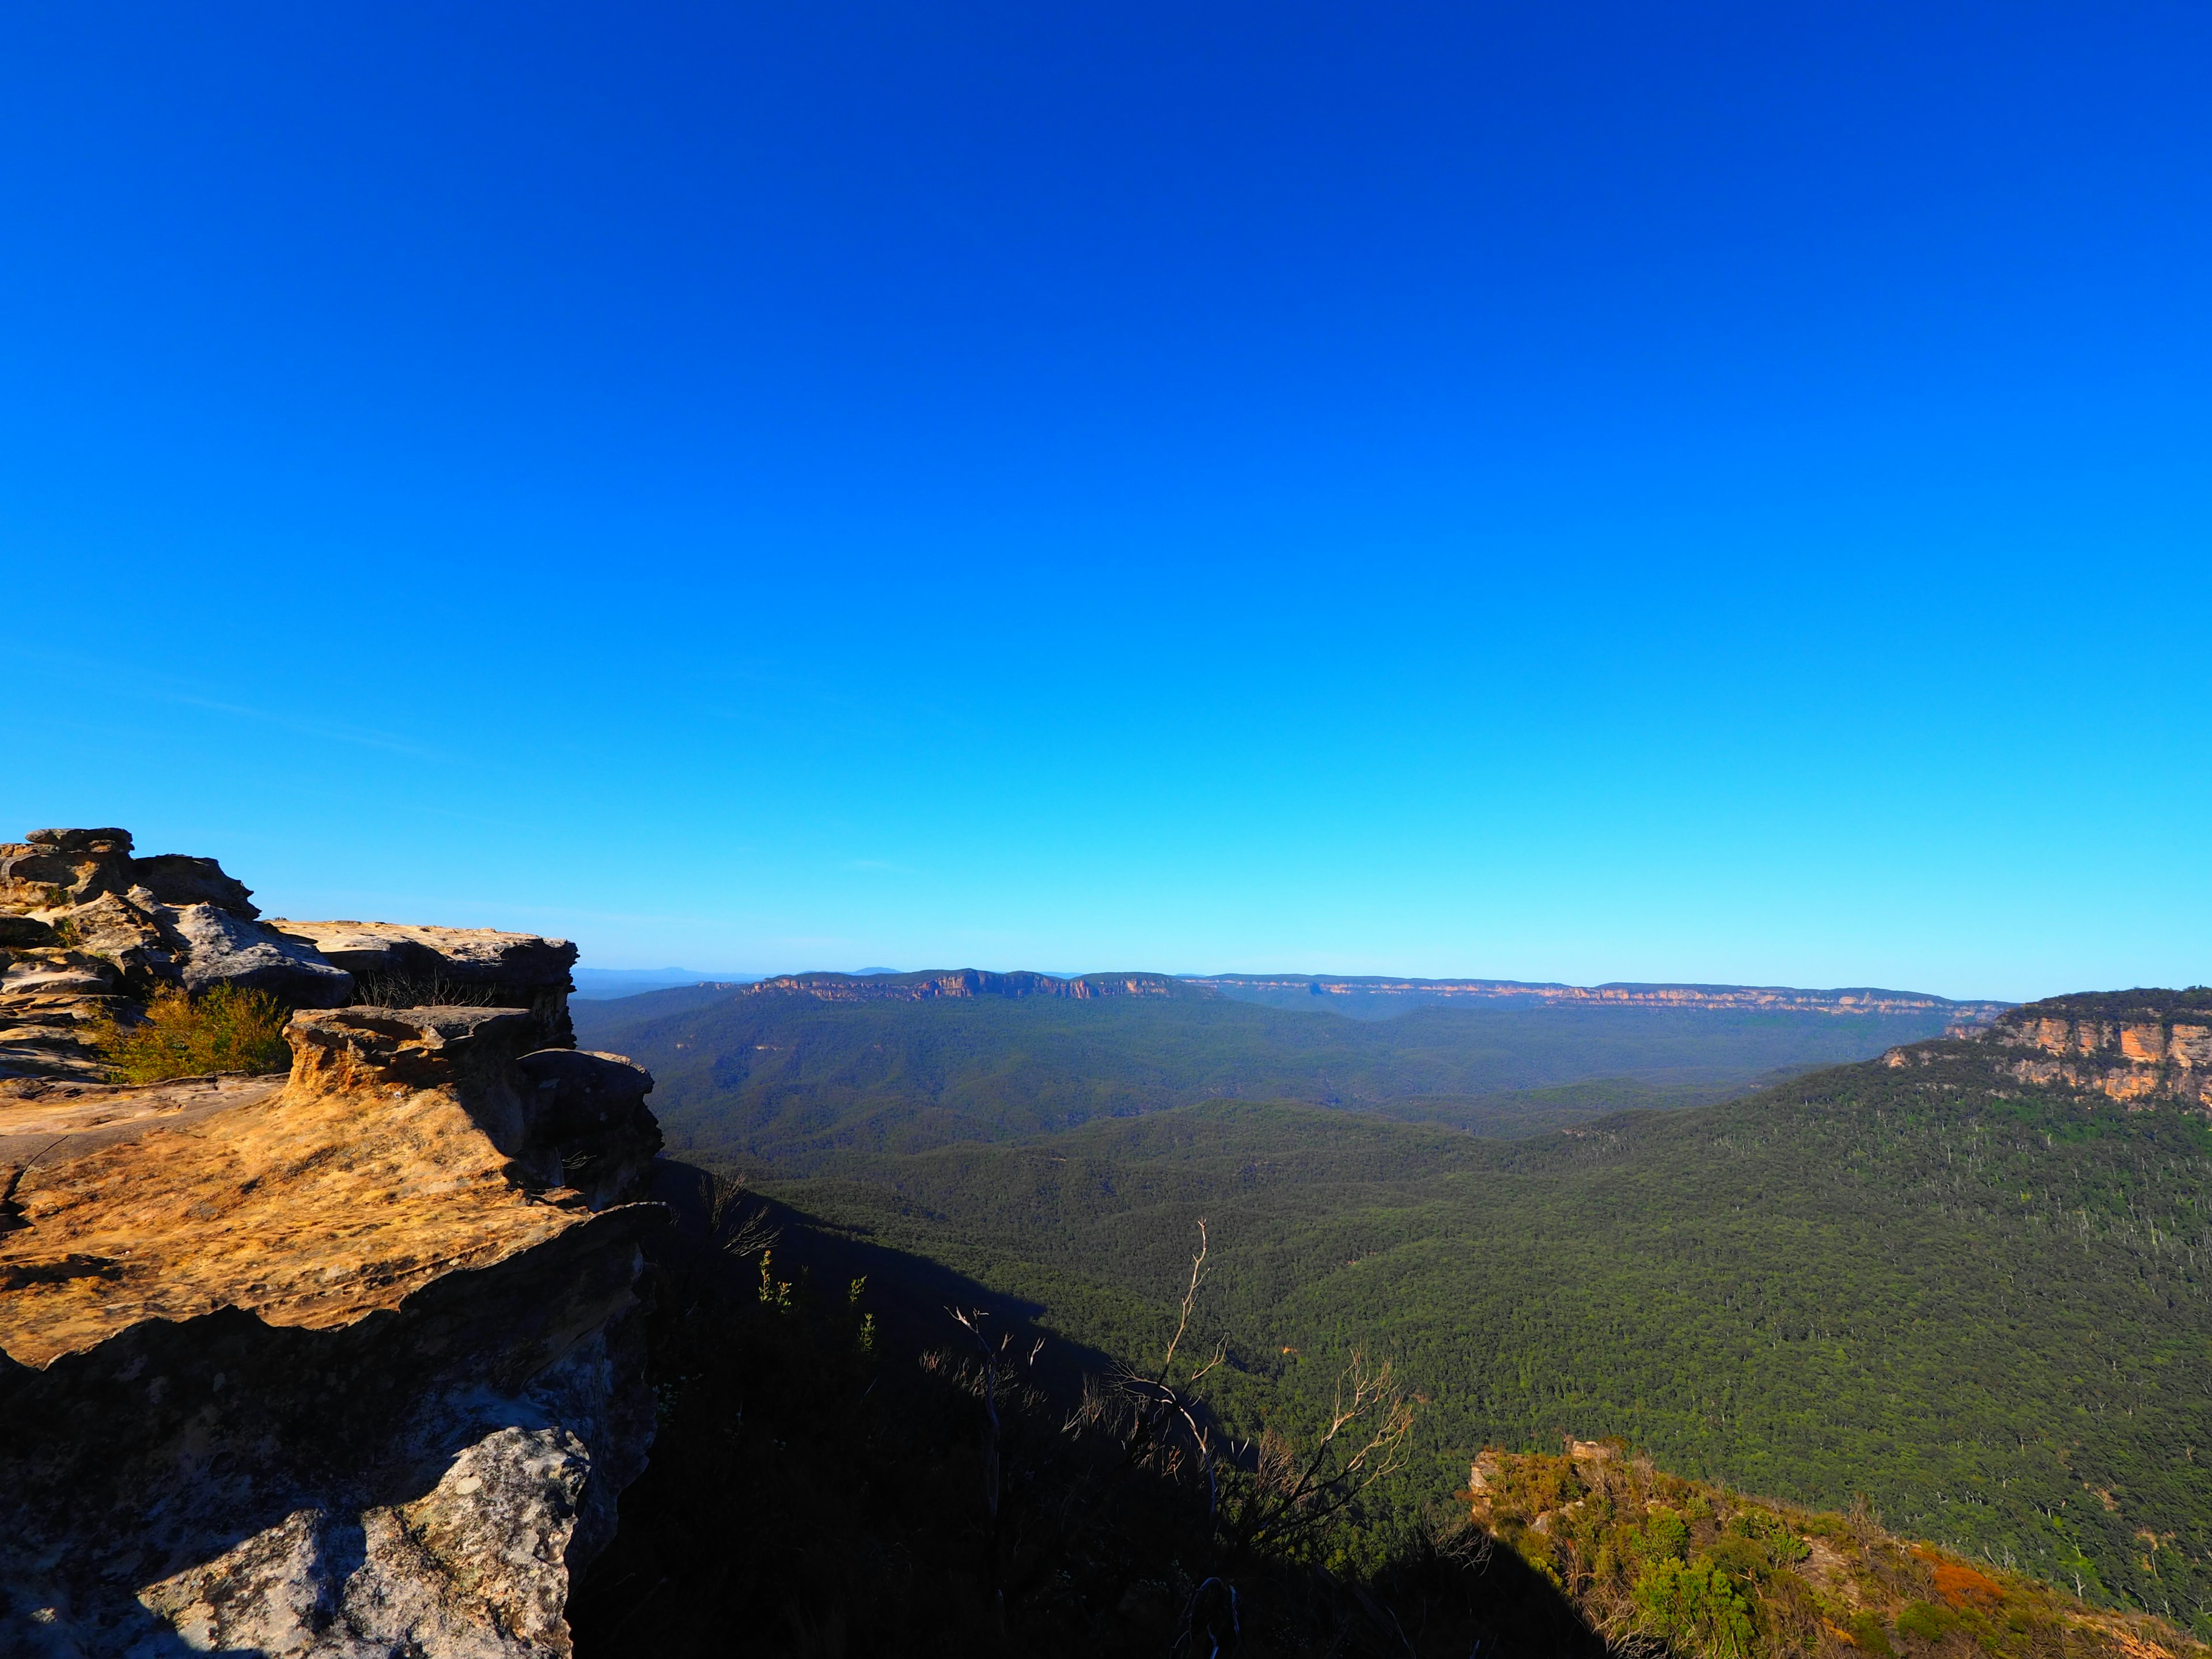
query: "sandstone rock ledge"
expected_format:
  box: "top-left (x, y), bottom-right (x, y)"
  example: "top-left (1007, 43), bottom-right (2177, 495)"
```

top-left (0, 826), bottom-right (584, 1084)
top-left (0, 1001), bottom-right (664, 1658)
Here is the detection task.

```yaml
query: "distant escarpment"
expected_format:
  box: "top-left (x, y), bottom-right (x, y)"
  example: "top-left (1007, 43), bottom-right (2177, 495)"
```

top-left (1887, 986), bottom-right (2212, 1111)
top-left (0, 830), bottom-right (662, 1658)
top-left (738, 968), bottom-right (2003, 1020)
top-left (1198, 972), bottom-right (2012, 1021)
top-left (746, 967), bottom-right (1190, 1002)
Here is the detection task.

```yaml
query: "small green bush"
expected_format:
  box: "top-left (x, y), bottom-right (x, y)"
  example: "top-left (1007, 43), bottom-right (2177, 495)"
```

top-left (1633, 1556), bottom-right (1757, 1658)
top-left (1639, 1505), bottom-right (1691, 1562)
top-left (1850, 1611), bottom-right (1897, 1655)
top-left (1896, 1600), bottom-right (1952, 1641)
top-left (89, 984), bottom-right (291, 1083)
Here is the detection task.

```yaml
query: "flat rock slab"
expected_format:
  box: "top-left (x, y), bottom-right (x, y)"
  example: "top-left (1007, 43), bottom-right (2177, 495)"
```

top-left (0, 1071), bottom-right (287, 1167)
top-left (0, 1055), bottom-right (582, 1369)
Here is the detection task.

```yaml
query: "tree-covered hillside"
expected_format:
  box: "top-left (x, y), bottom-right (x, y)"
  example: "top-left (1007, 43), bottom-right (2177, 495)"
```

top-left (760, 1041), bottom-right (2212, 1635)
top-left (573, 984), bottom-right (1967, 1164)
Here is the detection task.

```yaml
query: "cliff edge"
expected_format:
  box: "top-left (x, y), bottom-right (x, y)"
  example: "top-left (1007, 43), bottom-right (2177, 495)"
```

top-left (0, 830), bottom-right (661, 1658)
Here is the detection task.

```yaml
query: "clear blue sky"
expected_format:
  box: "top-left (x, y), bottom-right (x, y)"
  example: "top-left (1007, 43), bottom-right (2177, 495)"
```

top-left (3, 3), bottom-right (2206, 1001)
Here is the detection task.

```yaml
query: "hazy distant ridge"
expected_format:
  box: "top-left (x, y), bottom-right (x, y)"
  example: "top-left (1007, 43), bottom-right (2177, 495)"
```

top-left (1195, 974), bottom-right (2009, 1021)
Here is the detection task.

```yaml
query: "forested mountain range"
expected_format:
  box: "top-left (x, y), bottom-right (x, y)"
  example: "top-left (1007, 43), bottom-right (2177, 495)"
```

top-left (572, 972), bottom-right (1984, 1158)
top-left (576, 980), bottom-right (2212, 1640)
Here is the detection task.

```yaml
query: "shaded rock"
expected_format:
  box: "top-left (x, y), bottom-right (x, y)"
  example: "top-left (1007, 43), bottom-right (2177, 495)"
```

top-left (131, 850), bottom-right (259, 916)
top-left (0, 914), bottom-right (56, 948)
top-left (171, 903), bottom-right (356, 1007)
top-left (24, 828), bottom-right (134, 854)
top-left (0, 955), bottom-right (127, 1085)
top-left (516, 1048), bottom-right (662, 1209)
top-left (277, 920), bottom-right (579, 1044)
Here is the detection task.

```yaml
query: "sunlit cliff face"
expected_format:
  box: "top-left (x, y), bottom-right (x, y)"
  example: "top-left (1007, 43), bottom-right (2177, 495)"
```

top-left (1987, 1003), bottom-right (2212, 1108)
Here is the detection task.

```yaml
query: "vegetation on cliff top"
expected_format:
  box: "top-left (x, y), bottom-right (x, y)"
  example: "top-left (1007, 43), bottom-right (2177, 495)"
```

top-left (84, 983), bottom-right (291, 1083)
top-left (1467, 1439), bottom-right (2199, 1658)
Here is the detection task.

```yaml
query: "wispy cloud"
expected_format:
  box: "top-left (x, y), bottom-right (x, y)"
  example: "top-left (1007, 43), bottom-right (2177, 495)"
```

top-left (0, 642), bottom-right (449, 760)
top-left (162, 692), bottom-right (448, 760)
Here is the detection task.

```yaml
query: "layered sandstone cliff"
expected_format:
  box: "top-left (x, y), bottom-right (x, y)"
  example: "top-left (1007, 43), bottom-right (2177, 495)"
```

top-left (1195, 973), bottom-right (2012, 1020)
top-left (1980, 988), bottom-right (2212, 1109)
top-left (1883, 987), bottom-right (2212, 1112)
top-left (0, 831), bottom-right (659, 1658)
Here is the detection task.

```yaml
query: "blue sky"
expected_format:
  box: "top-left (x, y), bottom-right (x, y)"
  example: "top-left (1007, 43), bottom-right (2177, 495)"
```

top-left (3, 2), bottom-right (2206, 1000)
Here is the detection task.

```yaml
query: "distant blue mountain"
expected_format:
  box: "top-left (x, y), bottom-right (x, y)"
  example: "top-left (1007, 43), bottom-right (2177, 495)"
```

top-left (571, 967), bottom-right (755, 1000)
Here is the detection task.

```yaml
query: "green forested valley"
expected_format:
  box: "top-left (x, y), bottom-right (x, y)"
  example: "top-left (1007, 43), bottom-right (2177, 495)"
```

top-left (574, 984), bottom-right (2212, 1638)
top-left (574, 982), bottom-right (1967, 1161)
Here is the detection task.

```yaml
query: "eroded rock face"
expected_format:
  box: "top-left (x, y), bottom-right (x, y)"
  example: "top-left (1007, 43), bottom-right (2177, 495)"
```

top-left (1980, 989), bottom-right (2212, 1109)
top-left (749, 967), bottom-right (1180, 1002)
top-left (0, 995), bottom-right (662, 1656)
top-left (1884, 988), bottom-right (2212, 1111)
top-left (0, 828), bottom-right (580, 1082)
top-left (168, 900), bottom-right (356, 1006)
top-left (274, 921), bottom-right (581, 1046)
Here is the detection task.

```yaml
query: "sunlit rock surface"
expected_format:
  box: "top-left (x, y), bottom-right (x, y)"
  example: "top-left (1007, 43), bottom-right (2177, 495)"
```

top-left (0, 944), bottom-right (660, 1654)
top-left (1884, 987), bottom-right (2212, 1111)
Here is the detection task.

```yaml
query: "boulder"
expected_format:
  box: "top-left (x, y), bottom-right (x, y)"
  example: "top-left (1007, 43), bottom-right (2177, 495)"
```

top-left (131, 853), bottom-right (259, 917)
top-left (1, 831), bottom-right (258, 921)
top-left (171, 905), bottom-right (356, 1007)
top-left (0, 836), bottom-right (136, 908)
top-left (24, 828), bottom-right (134, 854)
top-left (63, 891), bottom-right (180, 994)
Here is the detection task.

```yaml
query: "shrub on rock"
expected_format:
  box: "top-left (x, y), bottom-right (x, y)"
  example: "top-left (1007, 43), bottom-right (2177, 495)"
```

top-left (88, 984), bottom-right (292, 1083)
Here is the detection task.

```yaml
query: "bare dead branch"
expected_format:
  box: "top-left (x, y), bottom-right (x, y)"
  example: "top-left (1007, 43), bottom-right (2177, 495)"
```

top-left (1160, 1217), bottom-right (1209, 1375)
top-left (708, 1174), bottom-right (779, 1259)
top-left (1188, 1334), bottom-right (1228, 1385)
top-left (1236, 1351), bottom-right (1417, 1548)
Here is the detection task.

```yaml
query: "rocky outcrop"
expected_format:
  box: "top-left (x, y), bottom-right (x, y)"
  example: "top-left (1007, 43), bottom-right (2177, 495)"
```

top-left (1880, 988), bottom-right (2212, 1112)
top-left (1, 829), bottom-right (579, 1082)
top-left (1979, 988), bottom-right (2212, 1109)
top-left (0, 828), bottom-right (259, 916)
top-left (275, 921), bottom-right (581, 1047)
top-left (0, 953), bottom-right (135, 1084)
top-left (0, 944), bottom-right (661, 1654)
